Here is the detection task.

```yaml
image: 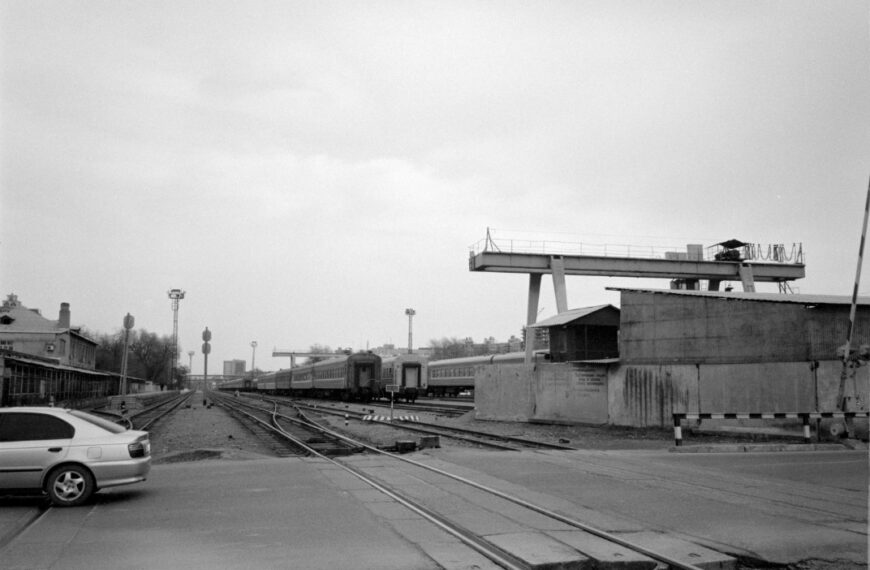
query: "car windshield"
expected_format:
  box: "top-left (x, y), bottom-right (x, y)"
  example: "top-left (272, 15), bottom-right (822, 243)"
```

top-left (69, 410), bottom-right (127, 434)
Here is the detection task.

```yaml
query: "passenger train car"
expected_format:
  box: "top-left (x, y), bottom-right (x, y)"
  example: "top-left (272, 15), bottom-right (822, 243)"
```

top-left (250, 352), bottom-right (382, 402)
top-left (379, 354), bottom-right (427, 402)
top-left (426, 351), bottom-right (549, 397)
top-left (218, 376), bottom-right (256, 392)
top-left (221, 350), bottom-right (548, 401)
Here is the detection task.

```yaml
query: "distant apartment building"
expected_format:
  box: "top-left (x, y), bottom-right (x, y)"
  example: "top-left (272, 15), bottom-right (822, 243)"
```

top-left (0, 293), bottom-right (97, 370)
top-left (223, 359), bottom-right (246, 376)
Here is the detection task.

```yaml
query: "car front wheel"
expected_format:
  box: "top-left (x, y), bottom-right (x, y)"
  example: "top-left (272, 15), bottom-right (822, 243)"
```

top-left (46, 465), bottom-right (95, 507)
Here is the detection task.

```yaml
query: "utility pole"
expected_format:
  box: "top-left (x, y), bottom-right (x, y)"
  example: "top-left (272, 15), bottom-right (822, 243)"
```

top-left (405, 308), bottom-right (416, 354)
top-left (167, 289), bottom-right (185, 388)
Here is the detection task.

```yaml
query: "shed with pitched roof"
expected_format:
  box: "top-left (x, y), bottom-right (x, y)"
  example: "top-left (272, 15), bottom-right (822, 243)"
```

top-left (529, 304), bottom-right (620, 363)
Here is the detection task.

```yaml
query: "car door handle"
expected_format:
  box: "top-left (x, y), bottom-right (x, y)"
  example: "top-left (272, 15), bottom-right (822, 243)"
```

top-left (48, 447), bottom-right (62, 453)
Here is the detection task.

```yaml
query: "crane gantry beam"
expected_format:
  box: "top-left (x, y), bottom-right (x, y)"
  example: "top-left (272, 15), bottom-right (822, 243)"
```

top-left (272, 350), bottom-right (348, 367)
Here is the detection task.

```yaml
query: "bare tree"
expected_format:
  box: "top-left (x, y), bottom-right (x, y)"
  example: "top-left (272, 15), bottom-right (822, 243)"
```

top-left (307, 344), bottom-right (333, 363)
top-left (428, 337), bottom-right (470, 360)
top-left (130, 330), bottom-right (175, 388)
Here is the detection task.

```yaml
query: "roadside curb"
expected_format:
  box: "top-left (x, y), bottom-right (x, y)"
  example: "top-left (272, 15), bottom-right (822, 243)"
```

top-left (669, 442), bottom-right (858, 453)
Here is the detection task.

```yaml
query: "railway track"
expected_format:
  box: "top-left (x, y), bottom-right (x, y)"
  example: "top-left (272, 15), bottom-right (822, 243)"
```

top-left (283, 398), bottom-right (577, 451)
top-left (89, 392), bottom-right (195, 430)
top-left (382, 399), bottom-right (472, 417)
top-left (262, 403), bottom-right (714, 570)
top-left (210, 392), bottom-right (362, 457)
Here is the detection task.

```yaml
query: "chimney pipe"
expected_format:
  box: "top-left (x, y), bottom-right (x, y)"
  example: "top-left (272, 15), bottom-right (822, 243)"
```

top-left (59, 302), bottom-right (70, 329)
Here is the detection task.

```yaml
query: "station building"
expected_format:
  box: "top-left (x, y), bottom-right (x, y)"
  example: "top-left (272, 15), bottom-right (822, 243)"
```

top-left (475, 289), bottom-right (870, 430)
top-left (0, 294), bottom-right (97, 369)
top-left (0, 293), bottom-right (122, 407)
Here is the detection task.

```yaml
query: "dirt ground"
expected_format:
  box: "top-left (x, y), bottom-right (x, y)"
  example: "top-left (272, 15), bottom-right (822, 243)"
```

top-left (297, 403), bottom-right (812, 452)
top-left (147, 398), bottom-right (280, 463)
top-left (146, 396), bottom-right (817, 461)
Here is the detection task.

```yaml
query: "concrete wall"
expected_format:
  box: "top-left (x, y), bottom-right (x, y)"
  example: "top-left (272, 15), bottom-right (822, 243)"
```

top-left (610, 359), bottom-right (869, 427)
top-left (608, 363), bottom-right (697, 427)
top-left (474, 364), bottom-right (535, 422)
top-left (475, 362), bottom-right (609, 424)
top-left (475, 359), bottom-right (869, 429)
top-left (620, 292), bottom-right (810, 363)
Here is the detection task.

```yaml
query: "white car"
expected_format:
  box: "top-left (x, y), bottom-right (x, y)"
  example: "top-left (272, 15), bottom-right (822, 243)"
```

top-left (0, 407), bottom-right (151, 506)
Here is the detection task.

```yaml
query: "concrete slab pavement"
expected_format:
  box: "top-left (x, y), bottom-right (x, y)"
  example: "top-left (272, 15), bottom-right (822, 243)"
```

top-left (424, 448), bottom-right (868, 566)
top-left (4, 442), bottom-right (862, 569)
top-left (1, 457), bottom-right (445, 570)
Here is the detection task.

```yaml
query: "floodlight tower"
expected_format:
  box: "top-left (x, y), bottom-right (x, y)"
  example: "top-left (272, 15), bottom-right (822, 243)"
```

top-left (168, 289), bottom-right (186, 387)
top-left (405, 308), bottom-right (416, 354)
top-left (250, 341), bottom-right (258, 379)
top-left (187, 350), bottom-right (195, 387)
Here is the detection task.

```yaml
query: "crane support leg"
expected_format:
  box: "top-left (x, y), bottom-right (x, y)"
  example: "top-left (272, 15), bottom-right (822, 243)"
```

top-left (551, 256), bottom-right (569, 314)
top-left (525, 273), bottom-right (542, 364)
top-left (739, 263), bottom-right (756, 292)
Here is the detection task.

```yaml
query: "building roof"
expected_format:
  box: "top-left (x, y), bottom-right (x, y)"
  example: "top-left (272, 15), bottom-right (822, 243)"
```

top-left (529, 304), bottom-right (619, 328)
top-left (606, 287), bottom-right (870, 306)
top-left (0, 353), bottom-right (113, 376)
top-left (0, 304), bottom-right (60, 332)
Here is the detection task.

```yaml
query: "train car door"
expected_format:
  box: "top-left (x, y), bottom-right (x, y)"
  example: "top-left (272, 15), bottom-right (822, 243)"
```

top-left (355, 365), bottom-right (372, 388)
top-left (402, 365), bottom-right (419, 389)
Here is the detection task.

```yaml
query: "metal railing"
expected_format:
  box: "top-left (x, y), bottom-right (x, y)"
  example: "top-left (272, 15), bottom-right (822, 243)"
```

top-left (469, 228), bottom-right (804, 264)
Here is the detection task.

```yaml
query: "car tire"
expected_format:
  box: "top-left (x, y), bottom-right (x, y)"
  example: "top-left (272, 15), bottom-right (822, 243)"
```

top-left (46, 465), bottom-right (95, 507)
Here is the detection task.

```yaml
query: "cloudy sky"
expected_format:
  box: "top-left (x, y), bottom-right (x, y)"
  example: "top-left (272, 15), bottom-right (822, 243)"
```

top-left (2, 1), bottom-right (869, 374)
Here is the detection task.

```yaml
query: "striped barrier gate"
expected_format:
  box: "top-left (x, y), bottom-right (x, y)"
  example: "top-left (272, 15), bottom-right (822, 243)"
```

top-left (363, 414), bottom-right (420, 422)
top-left (672, 412), bottom-right (870, 446)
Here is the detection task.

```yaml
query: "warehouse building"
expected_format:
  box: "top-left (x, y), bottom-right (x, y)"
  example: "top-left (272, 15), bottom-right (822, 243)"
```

top-left (475, 289), bottom-right (869, 430)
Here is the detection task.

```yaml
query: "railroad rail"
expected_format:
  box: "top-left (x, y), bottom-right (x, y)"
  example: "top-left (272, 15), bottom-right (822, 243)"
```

top-left (272, 402), bottom-right (709, 569)
top-left (210, 392), bottom-right (362, 457)
top-left (129, 392), bottom-right (196, 430)
top-left (277, 397), bottom-right (576, 451)
top-left (89, 392), bottom-right (195, 430)
top-left (388, 399), bottom-right (472, 417)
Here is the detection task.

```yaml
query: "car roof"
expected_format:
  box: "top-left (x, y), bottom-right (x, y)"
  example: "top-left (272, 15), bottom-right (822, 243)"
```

top-left (0, 406), bottom-right (76, 415)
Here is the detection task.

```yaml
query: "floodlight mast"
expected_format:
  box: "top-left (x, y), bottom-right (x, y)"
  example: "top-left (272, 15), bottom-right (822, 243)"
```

top-left (405, 308), bottom-right (416, 354)
top-left (250, 341), bottom-right (258, 379)
top-left (168, 289), bottom-right (185, 388)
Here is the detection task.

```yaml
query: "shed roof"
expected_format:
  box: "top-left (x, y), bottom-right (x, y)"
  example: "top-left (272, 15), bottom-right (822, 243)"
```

top-left (529, 304), bottom-right (619, 328)
top-left (1, 353), bottom-right (112, 376)
top-left (606, 288), bottom-right (870, 306)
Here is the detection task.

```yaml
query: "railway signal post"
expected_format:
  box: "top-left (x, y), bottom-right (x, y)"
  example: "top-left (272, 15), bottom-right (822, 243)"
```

top-left (386, 383), bottom-right (399, 421)
top-left (202, 327), bottom-right (212, 393)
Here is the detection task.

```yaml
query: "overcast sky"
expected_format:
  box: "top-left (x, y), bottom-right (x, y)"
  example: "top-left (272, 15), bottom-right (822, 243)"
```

top-left (2, 1), bottom-right (869, 374)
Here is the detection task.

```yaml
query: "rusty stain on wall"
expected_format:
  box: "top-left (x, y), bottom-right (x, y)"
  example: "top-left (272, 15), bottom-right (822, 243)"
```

top-left (624, 366), bottom-right (690, 427)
